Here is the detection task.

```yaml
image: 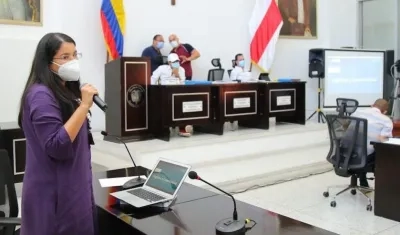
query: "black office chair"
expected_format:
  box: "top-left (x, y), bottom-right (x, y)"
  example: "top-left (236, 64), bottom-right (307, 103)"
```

top-left (0, 150), bottom-right (21, 235)
top-left (336, 98), bottom-right (359, 116)
top-left (227, 59), bottom-right (237, 78)
top-left (207, 58), bottom-right (225, 81)
top-left (323, 114), bottom-right (374, 211)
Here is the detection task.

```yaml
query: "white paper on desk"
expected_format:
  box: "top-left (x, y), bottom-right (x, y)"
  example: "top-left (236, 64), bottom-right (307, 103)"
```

top-left (385, 138), bottom-right (400, 145)
top-left (99, 176), bottom-right (146, 188)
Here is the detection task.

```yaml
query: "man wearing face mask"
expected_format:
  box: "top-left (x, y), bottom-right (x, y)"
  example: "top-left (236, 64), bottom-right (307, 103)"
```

top-left (151, 53), bottom-right (185, 85)
top-left (169, 34), bottom-right (200, 81)
top-left (228, 53), bottom-right (252, 81)
top-left (150, 53), bottom-right (192, 137)
top-left (142, 34), bottom-right (165, 73)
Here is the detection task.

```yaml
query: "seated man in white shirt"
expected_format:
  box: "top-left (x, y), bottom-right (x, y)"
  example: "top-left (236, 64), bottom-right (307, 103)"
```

top-left (351, 99), bottom-right (393, 188)
top-left (228, 53), bottom-right (253, 81)
top-left (150, 53), bottom-right (192, 137)
top-left (151, 53), bottom-right (186, 85)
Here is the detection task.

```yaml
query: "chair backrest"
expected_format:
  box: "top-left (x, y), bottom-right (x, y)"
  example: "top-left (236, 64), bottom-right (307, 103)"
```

top-left (325, 114), bottom-right (368, 177)
top-left (211, 58), bottom-right (222, 69)
top-left (0, 149), bottom-right (19, 235)
top-left (227, 69), bottom-right (232, 77)
top-left (231, 59), bottom-right (236, 68)
top-left (207, 69), bottom-right (225, 81)
top-left (336, 98), bottom-right (359, 116)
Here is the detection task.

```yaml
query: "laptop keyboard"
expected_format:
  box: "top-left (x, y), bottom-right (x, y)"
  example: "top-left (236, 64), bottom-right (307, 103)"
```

top-left (128, 188), bottom-right (166, 202)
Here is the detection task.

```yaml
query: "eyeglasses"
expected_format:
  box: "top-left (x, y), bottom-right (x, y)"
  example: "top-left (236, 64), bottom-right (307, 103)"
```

top-left (53, 52), bottom-right (82, 61)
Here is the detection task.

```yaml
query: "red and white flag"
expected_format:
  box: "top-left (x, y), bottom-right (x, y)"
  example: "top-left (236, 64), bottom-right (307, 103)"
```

top-left (249, 0), bottom-right (283, 72)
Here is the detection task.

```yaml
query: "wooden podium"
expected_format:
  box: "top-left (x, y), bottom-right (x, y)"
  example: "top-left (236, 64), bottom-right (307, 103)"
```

top-left (104, 57), bottom-right (151, 142)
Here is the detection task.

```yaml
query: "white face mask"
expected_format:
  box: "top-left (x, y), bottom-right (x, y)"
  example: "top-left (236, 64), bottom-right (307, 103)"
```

top-left (170, 40), bottom-right (179, 48)
top-left (52, 59), bottom-right (80, 81)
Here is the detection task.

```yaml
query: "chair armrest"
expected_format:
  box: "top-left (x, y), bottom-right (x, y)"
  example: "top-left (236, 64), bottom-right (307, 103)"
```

top-left (0, 217), bottom-right (22, 226)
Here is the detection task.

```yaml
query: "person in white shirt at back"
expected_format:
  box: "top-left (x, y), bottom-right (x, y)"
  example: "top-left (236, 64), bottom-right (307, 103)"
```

top-left (228, 54), bottom-right (252, 82)
top-left (151, 53), bottom-right (185, 85)
top-left (150, 53), bottom-right (192, 137)
top-left (351, 98), bottom-right (393, 188)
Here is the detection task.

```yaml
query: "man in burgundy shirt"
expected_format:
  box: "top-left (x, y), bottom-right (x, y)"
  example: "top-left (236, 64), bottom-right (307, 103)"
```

top-left (168, 34), bottom-right (200, 81)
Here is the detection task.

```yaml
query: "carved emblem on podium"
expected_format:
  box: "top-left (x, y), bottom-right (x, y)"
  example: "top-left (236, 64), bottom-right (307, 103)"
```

top-left (127, 84), bottom-right (145, 108)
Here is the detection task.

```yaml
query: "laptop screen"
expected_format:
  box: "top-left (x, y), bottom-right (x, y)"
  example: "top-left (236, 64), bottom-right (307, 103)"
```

top-left (145, 160), bottom-right (189, 195)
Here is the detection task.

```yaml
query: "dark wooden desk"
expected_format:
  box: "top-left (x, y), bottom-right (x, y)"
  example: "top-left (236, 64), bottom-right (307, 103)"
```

top-left (266, 82), bottom-right (306, 125)
top-left (212, 83), bottom-right (269, 131)
top-left (373, 141), bottom-right (400, 222)
top-left (147, 82), bottom-right (306, 141)
top-left (0, 122), bottom-right (25, 183)
top-left (93, 167), bottom-right (337, 235)
top-left (149, 85), bottom-right (219, 141)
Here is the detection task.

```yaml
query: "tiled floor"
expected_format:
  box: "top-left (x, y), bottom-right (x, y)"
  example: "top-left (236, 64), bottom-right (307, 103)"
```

top-left (235, 172), bottom-right (400, 235)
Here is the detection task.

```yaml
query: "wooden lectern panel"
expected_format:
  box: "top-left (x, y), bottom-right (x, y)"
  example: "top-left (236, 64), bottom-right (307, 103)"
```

top-left (123, 61), bottom-right (149, 133)
top-left (104, 57), bottom-right (151, 141)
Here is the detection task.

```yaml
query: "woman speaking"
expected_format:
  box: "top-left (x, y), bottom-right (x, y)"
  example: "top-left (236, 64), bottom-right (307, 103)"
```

top-left (18, 33), bottom-right (98, 235)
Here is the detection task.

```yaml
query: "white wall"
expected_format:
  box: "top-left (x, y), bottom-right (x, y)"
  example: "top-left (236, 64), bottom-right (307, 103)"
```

top-left (0, 0), bottom-right (61, 124)
top-left (0, 0), bottom-right (358, 130)
top-left (361, 0), bottom-right (396, 50)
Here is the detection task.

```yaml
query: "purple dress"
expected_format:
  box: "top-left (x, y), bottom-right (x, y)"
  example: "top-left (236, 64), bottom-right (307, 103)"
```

top-left (20, 84), bottom-right (95, 235)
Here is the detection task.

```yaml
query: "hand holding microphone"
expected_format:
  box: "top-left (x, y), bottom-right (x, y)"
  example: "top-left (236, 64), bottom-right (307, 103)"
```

top-left (80, 83), bottom-right (98, 108)
top-left (80, 83), bottom-right (108, 111)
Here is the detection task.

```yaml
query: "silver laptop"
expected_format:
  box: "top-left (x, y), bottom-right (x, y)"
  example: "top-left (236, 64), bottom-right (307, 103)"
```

top-left (110, 158), bottom-right (191, 208)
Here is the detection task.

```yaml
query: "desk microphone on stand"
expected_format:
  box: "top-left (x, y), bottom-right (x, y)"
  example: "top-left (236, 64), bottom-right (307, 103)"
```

top-left (188, 171), bottom-right (246, 235)
top-left (101, 131), bottom-right (146, 189)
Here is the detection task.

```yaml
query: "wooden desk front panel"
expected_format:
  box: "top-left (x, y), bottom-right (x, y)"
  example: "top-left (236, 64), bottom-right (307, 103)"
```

top-left (266, 82), bottom-right (306, 125)
top-left (269, 88), bottom-right (296, 113)
top-left (171, 93), bottom-right (210, 121)
top-left (153, 85), bottom-right (213, 127)
top-left (224, 90), bottom-right (257, 117)
top-left (374, 143), bottom-right (400, 222)
top-left (0, 124), bottom-right (26, 183)
top-left (215, 83), bottom-right (263, 121)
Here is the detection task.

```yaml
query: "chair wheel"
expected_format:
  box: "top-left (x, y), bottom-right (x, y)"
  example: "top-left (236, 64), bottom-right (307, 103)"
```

top-left (323, 192), bottom-right (329, 197)
top-left (330, 201), bottom-right (336, 207)
top-left (367, 205), bottom-right (373, 211)
top-left (351, 189), bottom-right (357, 195)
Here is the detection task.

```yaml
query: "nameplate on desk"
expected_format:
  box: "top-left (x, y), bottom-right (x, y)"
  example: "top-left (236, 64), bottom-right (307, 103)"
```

top-left (161, 78), bottom-right (181, 85)
top-left (233, 97), bottom-right (251, 109)
top-left (385, 138), bottom-right (400, 145)
top-left (276, 96), bottom-right (291, 106)
top-left (182, 101), bottom-right (203, 113)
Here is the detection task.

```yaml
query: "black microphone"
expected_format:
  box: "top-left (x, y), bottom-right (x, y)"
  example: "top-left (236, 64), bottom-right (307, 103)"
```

top-left (101, 131), bottom-right (146, 189)
top-left (188, 171), bottom-right (246, 235)
top-left (80, 83), bottom-right (108, 111)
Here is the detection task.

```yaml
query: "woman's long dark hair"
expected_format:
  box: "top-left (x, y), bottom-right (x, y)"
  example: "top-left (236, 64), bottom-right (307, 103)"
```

top-left (18, 33), bottom-right (81, 128)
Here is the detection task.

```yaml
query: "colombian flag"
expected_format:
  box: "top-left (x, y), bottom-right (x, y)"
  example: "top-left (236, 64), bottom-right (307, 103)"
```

top-left (100, 0), bottom-right (125, 60)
